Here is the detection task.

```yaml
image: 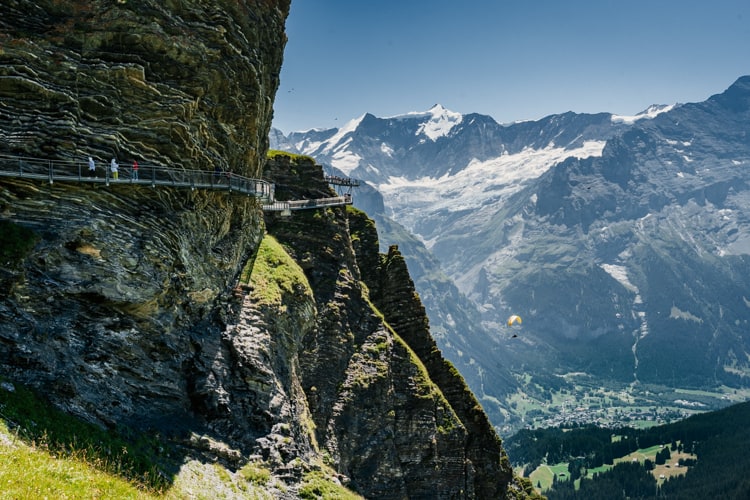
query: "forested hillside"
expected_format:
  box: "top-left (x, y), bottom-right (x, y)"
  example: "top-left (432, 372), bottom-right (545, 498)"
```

top-left (506, 401), bottom-right (750, 498)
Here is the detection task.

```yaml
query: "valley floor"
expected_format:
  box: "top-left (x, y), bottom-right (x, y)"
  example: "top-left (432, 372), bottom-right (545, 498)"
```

top-left (498, 374), bottom-right (750, 434)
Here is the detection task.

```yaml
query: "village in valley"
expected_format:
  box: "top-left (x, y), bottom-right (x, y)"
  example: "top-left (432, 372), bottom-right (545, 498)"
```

top-left (496, 374), bottom-right (749, 434)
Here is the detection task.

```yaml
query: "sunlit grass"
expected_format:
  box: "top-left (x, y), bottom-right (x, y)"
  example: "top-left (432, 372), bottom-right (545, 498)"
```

top-left (266, 149), bottom-right (315, 163)
top-left (0, 377), bottom-right (170, 495)
top-left (0, 433), bottom-right (156, 499)
top-left (299, 470), bottom-right (363, 500)
top-left (529, 463), bottom-right (570, 492)
top-left (241, 234), bottom-right (312, 308)
top-left (239, 461), bottom-right (272, 485)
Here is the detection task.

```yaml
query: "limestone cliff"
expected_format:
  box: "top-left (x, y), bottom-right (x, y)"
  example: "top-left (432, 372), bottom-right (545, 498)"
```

top-left (0, 1), bottom-right (538, 498)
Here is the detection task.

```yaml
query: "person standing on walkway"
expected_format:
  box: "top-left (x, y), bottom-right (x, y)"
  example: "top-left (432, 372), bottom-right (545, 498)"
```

top-left (111, 158), bottom-right (119, 180)
top-left (132, 159), bottom-right (139, 180)
top-left (88, 157), bottom-right (96, 177)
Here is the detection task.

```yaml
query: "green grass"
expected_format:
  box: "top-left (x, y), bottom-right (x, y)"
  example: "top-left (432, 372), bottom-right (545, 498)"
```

top-left (0, 431), bottom-right (155, 499)
top-left (242, 234), bottom-right (312, 308)
top-left (266, 149), bottom-right (315, 163)
top-left (529, 463), bottom-right (568, 491)
top-left (240, 461), bottom-right (272, 485)
top-left (529, 441), bottom-right (694, 493)
top-left (630, 444), bottom-right (663, 457)
top-left (0, 378), bottom-right (298, 498)
top-left (299, 470), bottom-right (363, 499)
top-left (0, 377), bottom-right (170, 495)
top-left (674, 388), bottom-right (727, 398)
top-left (585, 463), bottom-right (612, 477)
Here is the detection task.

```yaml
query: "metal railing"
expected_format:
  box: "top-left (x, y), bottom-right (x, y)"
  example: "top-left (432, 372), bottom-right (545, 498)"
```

top-left (324, 174), bottom-right (360, 187)
top-left (0, 154), bottom-right (275, 202)
top-left (263, 194), bottom-right (353, 212)
top-left (0, 154), bottom-right (356, 211)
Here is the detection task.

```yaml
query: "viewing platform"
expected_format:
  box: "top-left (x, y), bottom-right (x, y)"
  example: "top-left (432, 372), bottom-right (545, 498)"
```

top-left (262, 194), bottom-right (353, 213)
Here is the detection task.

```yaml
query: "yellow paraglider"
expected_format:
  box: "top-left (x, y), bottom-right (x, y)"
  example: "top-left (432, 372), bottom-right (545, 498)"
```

top-left (506, 315), bottom-right (522, 327)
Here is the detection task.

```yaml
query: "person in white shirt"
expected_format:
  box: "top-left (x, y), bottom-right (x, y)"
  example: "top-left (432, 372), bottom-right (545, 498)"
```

top-left (110, 158), bottom-right (119, 180)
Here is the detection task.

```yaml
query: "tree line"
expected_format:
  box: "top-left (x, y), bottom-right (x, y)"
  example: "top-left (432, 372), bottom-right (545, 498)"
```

top-left (506, 401), bottom-right (750, 498)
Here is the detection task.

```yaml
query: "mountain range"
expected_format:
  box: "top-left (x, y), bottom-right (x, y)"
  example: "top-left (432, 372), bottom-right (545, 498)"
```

top-left (271, 76), bottom-right (750, 433)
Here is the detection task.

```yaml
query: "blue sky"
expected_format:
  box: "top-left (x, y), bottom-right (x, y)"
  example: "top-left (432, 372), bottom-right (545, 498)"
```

top-left (271, 0), bottom-right (750, 133)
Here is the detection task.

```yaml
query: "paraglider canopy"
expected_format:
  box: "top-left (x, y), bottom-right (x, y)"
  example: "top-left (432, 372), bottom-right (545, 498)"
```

top-left (507, 314), bottom-right (522, 327)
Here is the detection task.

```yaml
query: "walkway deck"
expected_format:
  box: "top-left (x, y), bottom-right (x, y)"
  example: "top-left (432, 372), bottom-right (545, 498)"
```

top-left (0, 154), bottom-right (359, 213)
top-left (0, 154), bottom-right (275, 201)
top-left (262, 194), bottom-right (353, 213)
top-left (0, 154), bottom-right (357, 212)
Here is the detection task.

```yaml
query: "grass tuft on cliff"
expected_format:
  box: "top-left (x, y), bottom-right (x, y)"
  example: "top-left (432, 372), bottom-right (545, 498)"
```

top-left (242, 234), bottom-right (312, 308)
top-left (267, 149), bottom-right (316, 163)
top-left (0, 377), bottom-right (170, 495)
top-left (299, 469), bottom-right (363, 500)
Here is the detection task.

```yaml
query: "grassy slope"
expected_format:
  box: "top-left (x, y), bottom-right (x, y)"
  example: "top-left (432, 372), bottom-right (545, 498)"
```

top-left (0, 418), bottom-right (156, 499)
top-left (0, 444), bottom-right (149, 499)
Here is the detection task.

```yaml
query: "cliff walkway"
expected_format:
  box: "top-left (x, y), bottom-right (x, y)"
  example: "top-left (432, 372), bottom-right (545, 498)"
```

top-left (0, 154), bottom-right (355, 212)
top-left (262, 194), bottom-right (352, 214)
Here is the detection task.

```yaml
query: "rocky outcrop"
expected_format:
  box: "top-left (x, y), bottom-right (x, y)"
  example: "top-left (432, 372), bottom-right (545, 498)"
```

top-left (376, 244), bottom-right (515, 498)
top-left (0, 0), bottom-right (301, 488)
top-left (0, 0), bottom-right (289, 426)
top-left (0, 2), bottom-right (536, 498)
top-left (265, 155), bottom-right (538, 498)
top-left (0, 0), bottom-right (286, 175)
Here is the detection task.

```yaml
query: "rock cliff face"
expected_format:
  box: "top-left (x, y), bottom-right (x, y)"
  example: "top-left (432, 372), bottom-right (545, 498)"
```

top-left (1, 0), bottom-right (286, 425)
top-left (263, 155), bottom-right (534, 498)
top-left (1, 0), bottom-right (285, 174)
top-left (0, 2), bottom-right (535, 498)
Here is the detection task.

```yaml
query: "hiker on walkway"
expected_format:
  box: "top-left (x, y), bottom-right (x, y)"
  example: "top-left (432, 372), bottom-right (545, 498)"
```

top-left (111, 158), bottom-right (119, 180)
top-left (88, 157), bottom-right (96, 177)
top-left (132, 159), bottom-right (139, 180)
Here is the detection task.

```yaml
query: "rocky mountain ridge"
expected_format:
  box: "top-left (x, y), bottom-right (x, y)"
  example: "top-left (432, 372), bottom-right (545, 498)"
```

top-left (263, 154), bottom-right (529, 498)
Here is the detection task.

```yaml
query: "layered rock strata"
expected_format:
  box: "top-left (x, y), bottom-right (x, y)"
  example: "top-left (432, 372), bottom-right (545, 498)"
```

top-left (0, 0), bottom-right (289, 431)
top-left (0, 0), bottom-right (286, 175)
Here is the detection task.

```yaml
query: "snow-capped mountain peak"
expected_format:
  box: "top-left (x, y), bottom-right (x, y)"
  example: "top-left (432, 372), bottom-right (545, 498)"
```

top-left (321, 114), bottom-right (367, 154)
top-left (422, 104), bottom-right (462, 141)
top-left (416, 104), bottom-right (463, 141)
top-left (611, 103), bottom-right (676, 124)
top-left (273, 103), bottom-right (633, 185)
top-left (385, 104), bottom-right (463, 141)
